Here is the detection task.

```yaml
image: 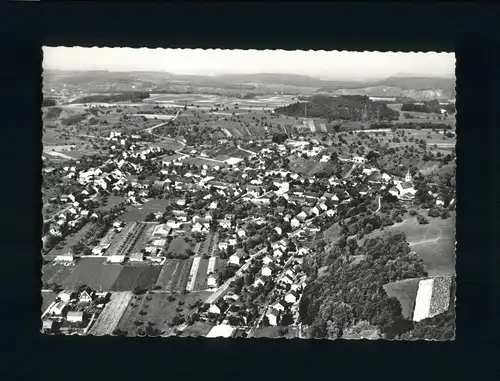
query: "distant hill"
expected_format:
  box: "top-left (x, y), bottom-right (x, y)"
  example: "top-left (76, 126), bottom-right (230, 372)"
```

top-left (43, 70), bottom-right (455, 100)
top-left (316, 76), bottom-right (455, 100)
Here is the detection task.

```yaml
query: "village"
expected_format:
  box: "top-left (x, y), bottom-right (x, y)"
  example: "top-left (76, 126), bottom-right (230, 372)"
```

top-left (41, 121), bottom-right (454, 338)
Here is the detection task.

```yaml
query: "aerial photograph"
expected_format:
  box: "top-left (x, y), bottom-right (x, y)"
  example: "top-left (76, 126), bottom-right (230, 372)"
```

top-left (41, 48), bottom-right (456, 340)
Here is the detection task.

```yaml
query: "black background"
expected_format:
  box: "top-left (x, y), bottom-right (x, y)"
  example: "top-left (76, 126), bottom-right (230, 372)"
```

top-left (1, 1), bottom-right (499, 380)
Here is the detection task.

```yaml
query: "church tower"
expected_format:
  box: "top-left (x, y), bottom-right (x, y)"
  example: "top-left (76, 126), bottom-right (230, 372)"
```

top-left (405, 168), bottom-right (413, 183)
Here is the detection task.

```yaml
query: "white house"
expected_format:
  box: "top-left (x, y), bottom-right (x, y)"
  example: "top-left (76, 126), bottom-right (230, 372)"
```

top-left (273, 300), bottom-right (286, 311)
top-left (207, 274), bottom-right (218, 288)
top-left (58, 290), bottom-right (74, 303)
top-left (280, 274), bottom-right (294, 285)
top-left (273, 249), bottom-right (284, 259)
top-left (262, 255), bottom-right (274, 266)
top-left (191, 222), bottom-right (204, 233)
top-left (228, 252), bottom-right (243, 266)
top-left (237, 230), bottom-right (246, 238)
top-left (218, 241), bottom-right (229, 251)
top-left (261, 266), bottom-right (273, 277)
top-left (296, 211), bottom-right (308, 221)
top-left (266, 308), bottom-right (280, 326)
top-left (291, 218), bottom-right (300, 228)
top-left (50, 301), bottom-right (68, 316)
top-left (297, 247), bottom-right (309, 257)
top-left (274, 226), bottom-right (282, 236)
top-left (285, 291), bottom-right (299, 304)
top-left (66, 311), bottom-right (84, 323)
top-left (209, 304), bottom-right (222, 315)
top-left (253, 277), bottom-right (266, 288)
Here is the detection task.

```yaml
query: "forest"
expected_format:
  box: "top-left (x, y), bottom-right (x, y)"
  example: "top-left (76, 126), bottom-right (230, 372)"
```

top-left (401, 99), bottom-right (456, 114)
top-left (299, 230), bottom-right (428, 339)
top-left (274, 95), bottom-right (400, 122)
top-left (369, 122), bottom-right (452, 130)
top-left (42, 97), bottom-right (57, 107)
top-left (70, 91), bottom-right (150, 104)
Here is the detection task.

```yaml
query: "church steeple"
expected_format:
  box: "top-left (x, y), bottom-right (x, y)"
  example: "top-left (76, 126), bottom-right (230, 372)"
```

top-left (405, 168), bottom-right (412, 183)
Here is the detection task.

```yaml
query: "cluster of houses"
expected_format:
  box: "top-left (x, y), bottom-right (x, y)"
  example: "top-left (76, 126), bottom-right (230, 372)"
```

top-left (201, 239), bottom-right (310, 334)
top-left (42, 287), bottom-right (110, 334)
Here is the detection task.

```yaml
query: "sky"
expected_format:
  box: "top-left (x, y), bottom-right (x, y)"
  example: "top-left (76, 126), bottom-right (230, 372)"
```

top-left (43, 47), bottom-right (455, 81)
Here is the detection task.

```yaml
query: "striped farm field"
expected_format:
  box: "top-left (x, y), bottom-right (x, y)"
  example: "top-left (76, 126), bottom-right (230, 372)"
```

top-left (88, 291), bottom-right (133, 336)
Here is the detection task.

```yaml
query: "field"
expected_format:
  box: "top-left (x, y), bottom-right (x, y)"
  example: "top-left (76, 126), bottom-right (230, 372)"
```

top-left (383, 278), bottom-right (422, 319)
top-left (111, 265), bottom-right (163, 291)
top-left (97, 195), bottom-right (126, 213)
top-left (384, 212), bottom-right (455, 276)
top-left (42, 262), bottom-right (77, 285)
top-left (41, 291), bottom-right (57, 313)
top-left (182, 157), bottom-right (228, 167)
top-left (116, 291), bottom-right (211, 336)
top-left (46, 222), bottom-right (96, 257)
top-left (358, 211), bottom-right (456, 277)
top-left (180, 322), bottom-right (215, 337)
top-left (88, 291), bottom-right (133, 336)
top-left (61, 258), bottom-right (124, 291)
top-left (252, 326), bottom-right (299, 338)
top-left (166, 237), bottom-right (189, 254)
top-left (154, 258), bottom-right (194, 292)
top-left (192, 258), bottom-right (209, 291)
top-left (120, 199), bottom-right (171, 222)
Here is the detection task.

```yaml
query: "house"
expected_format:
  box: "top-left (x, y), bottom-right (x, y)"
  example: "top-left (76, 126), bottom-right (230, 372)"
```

top-left (66, 311), bottom-right (84, 324)
top-left (436, 198), bottom-right (445, 206)
top-left (58, 290), bottom-right (75, 303)
top-left (218, 219), bottom-right (231, 229)
top-left (237, 229), bottom-right (246, 238)
top-left (266, 308), bottom-right (280, 326)
top-left (297, 247), bottom-right (310, 256)
top-left (296, 211), bottom-right (308, 221)
top-left (273, 249), bottom-right (284, 259)
top-left (42, 319), bottom-right (54, 331)
top-left (166, 220), bottom-right (180, 229)
top-left (210, 201), bottom-right (218, 209)
top-left (290, 283), bottom-right (302, 292)
top-left (152, 224), bottom-right (170, 238)
top-left (218, 241), bottom-right (229, 251)
top-left (50, 300), bottom-right (69, 316)
top-left (274, 226), bottom-right (282, 236)
top-left (191, 222), bottom-right (204, 233)
top-left (79, 289), bottom-right (95, 303)
top-left (326, 209), bottom-right (336, 218)
top-left (107, 255), bottom-right (125, 264)
top-left (284, 269), bottom-right (295, 279)
top-left (209, 304), bottom-right (222, 315)
top-left (285, 291), bottom-right (300, 304)
top-left (261, 266), bottom-right (273, 277)
top-left (311, 206), bottom-right (320, 216)
top-left (253, 277), bottom-right (266, 288)
top-left (262, 255), bottom-right (274, 265)
top-left (307, 224), bottom-right (320, 233)
top-left (291, 218), bottom-right (300, 228)
top-left (352, 156), bottom-right (366, 164)
top-left (228, 251), bottom-right (245, 266)
top-left (130, 252), bottom-right (144, 262)
top-left (207, 274), bottom-right (218, 288)
top-left (280, 274), bottom-right (294, 285)
top-left (206, 324), bottom-right (235, 338)
top-left (273, 300), bottom-right (287, 311)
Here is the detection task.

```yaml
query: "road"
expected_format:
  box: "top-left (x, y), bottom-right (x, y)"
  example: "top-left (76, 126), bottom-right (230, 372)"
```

top-left (342, 163), bottom-right (358, 179)
top-left (248, 254), bottom-right (297, 337)
top-left (145, 109), bottom-right (182, 134)
top-left (236, 145), bottom-right (257, 157)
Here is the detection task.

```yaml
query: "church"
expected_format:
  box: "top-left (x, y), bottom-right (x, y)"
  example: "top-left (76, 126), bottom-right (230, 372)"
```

top-left (389, 169), bottom-right (417, 201)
